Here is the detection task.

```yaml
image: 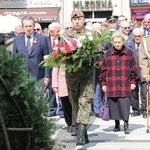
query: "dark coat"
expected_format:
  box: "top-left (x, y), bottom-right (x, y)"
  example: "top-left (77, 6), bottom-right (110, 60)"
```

top-left (100, 45), bottom-right (138, 98)
top-left (0, 40), bottom-right (5, 45)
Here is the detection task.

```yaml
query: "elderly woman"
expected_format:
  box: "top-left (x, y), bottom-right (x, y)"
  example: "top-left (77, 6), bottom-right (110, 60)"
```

top-left (100, 30), bottom-right (138, 134)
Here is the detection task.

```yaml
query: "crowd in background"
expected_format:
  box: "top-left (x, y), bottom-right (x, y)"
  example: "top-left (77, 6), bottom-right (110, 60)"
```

top-left (1, 12), bottom-right (150, 145)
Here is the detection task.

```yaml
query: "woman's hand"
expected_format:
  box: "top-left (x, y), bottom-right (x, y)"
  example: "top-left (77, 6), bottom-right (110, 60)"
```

top-left (131, 84), bottom-right (136, 90)
top-left (102, 86), bottom-right (106, 92)
top-left (53, 87), bottom-right (58, 93)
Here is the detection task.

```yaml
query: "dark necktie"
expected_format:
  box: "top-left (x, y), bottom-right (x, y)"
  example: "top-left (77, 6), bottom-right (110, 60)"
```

top-left (27, 36), bottom-right (31, 54)
top-left (136, 43), bottom-right (139, 56)
top-left (147, 29), bottom-right (150, 35)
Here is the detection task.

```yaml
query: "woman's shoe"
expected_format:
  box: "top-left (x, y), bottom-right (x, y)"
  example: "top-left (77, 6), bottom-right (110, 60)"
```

top-left (113, 126), bottom-right (120, 132)
top-left (124, 121), bottom-right (130, 134)
top-left (124, 128), bottom-right (130, 134)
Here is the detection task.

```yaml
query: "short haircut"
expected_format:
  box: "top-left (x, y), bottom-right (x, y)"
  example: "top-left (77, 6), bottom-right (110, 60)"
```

top-left (132, 28), bottom-right (144, 35)
top-left (48, 22), bottom-right (60, 31)
top-left (34, 22), bottom-right (42, 29)
top-left (112, 30), bottom-right (125, 41)
top-left (21, 16), bottom-right (35, 26)
top-left (14, 24), bottom-right (23, 32)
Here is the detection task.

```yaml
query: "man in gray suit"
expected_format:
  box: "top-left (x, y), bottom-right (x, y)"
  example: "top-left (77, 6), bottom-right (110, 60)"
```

top-left (125, 28), bottom-right (146, 118)
top-left (46, 22), bottom-right (64, 118)
top-left (13, 16), bottom-right (50, 87)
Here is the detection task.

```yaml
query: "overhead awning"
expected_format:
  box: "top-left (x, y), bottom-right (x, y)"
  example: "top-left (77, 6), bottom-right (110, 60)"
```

top-left (0, 7), bottom-right (59, 22)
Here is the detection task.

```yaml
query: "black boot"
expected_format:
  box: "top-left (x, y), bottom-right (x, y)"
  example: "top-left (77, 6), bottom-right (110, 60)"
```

top-left (76, 124), bottom-right (86, 145)
top-left (71, 126), bottom-right (77, 136)
top-left (124, 121), bottom-right (130, 134)
top-left (113, 120), bottom-right (120, 132)
top-left (85, 128), bottom-right (89, 144)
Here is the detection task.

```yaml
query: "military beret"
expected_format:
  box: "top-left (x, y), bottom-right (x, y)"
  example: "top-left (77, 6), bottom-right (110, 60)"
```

top-left (71, 10), bottom-right (84, 19)
top-left (107, 16), bottom-right (118, 23)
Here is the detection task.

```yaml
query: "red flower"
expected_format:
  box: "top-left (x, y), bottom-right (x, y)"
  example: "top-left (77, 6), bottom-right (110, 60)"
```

top-left (69, 38), bottom-right (77, 47)
top-left (53, 50), bottom-right (59, 58)
top-left (65, 44), bottom-right (72, 53)
top-left (33, 38), bottom-right (38, 44)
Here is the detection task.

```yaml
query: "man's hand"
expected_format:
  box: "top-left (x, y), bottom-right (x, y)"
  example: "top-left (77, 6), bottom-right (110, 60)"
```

top-left (102, 86), bottom-right (106, 92)
top-left (131, 84), bottom-right (136, 90)
top-left (53, 87), bottom-right (58, 93)
top-left (143, 75), bottom-right (150, 82)
top-left (44, 78), bottom-right (49, 87)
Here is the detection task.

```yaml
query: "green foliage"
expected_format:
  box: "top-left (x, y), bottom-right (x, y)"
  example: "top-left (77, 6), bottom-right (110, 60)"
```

top-left (43, 30), bottom-right (112, 72)
top-left (0, 46), bottom-right (56, 149)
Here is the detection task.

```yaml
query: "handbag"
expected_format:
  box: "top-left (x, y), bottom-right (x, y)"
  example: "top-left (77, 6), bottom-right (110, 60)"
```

top-left (99, 92), bottom-right (110, 121)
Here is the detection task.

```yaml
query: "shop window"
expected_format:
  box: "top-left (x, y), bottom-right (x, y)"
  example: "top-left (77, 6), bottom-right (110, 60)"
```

top-left (94, 11), bottom-right (112, 18)
top-left (83, 11), bottom-right (112, 19)
top-left (84, 11), bottom-right (92, 18)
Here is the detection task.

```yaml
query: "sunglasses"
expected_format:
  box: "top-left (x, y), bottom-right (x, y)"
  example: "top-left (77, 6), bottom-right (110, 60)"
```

top-left (124, 27), bottom-right (130, 29)
top-left (66, 27), bottom-right (73, 29)
top-left (134, 35), bottom-right (141, 38)
top-left (34, 28), bottom-right (40, 31)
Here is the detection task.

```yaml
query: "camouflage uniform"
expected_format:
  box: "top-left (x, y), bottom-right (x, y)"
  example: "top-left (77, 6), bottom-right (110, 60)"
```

top-left (61, 28), bottom-right (95, 126)
top-left (139, 35), bottom-right (150, 112)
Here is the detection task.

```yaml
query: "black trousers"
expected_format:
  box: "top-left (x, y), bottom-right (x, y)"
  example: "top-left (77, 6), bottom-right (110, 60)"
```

top-left (131, 80), bottom-right (146, 113)
top-left (61, 96), bottom-right (72, 126)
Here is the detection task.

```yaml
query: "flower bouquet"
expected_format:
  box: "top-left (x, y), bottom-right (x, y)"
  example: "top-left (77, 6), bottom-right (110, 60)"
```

top-left (42, 29), bottom-right (111, 72)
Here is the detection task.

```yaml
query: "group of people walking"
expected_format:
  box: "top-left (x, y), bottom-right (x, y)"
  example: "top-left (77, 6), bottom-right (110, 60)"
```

top-left (2, 10), bottom-right (150, 146)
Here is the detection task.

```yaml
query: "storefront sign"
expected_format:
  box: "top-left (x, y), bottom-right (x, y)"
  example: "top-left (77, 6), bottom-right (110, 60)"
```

top-left (131, 8), bottom-right (150, 19)
top-left (0, 7), bottom-right (59, 22)
top-left (130, 0), bottom-right (150, 7)
top-left (0, 0), bottom-right (60, 8)
top-left (73, 0), bottom-right (113, 10)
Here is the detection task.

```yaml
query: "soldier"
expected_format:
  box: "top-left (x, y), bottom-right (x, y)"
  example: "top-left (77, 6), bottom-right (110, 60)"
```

top-left (107, 16), bottom-right (118, 31)
top-left (61, 10), bottom-right (94, 145)
top-left (139, 35), bottom-right (150, 113)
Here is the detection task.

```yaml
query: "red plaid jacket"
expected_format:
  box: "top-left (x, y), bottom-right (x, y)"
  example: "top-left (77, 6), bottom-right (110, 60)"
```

top-left (100, 46), bottom-right (138, 98)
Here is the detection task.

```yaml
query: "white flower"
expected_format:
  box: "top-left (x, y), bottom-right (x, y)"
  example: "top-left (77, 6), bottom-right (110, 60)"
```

top-left (76, 39), bottom-right (82, 47)
top-left (53, 47), bottom-right (59, 51)
top-left (86, 31), bottom-right (92, 36)
top-left (60, 47), bottom-right (66, 50)
top-left (88, 36), bottom-right (93, 41)
top-left (78, 36), bottom-right (85, 41)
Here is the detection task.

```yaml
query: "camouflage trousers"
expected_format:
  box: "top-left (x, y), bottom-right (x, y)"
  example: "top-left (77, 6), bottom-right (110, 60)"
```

top-left (65, 65), bottom-right (95, 125)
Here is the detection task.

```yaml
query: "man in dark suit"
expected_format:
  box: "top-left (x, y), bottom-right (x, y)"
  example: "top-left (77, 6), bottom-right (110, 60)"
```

top-left (125, 27), bottom-right (147, 118)
top-left (13, 16), bottom-right (50, 87)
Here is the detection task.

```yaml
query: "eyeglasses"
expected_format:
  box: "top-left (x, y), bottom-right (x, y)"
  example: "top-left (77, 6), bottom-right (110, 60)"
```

top-left (34, 28), bottom-right (40, 31)
top-left (124, 27), bottom-right (130, 29)
top-left (66, 27), bottom-right (73, 30)
top-left (134, 35), bottom-right (141, 38)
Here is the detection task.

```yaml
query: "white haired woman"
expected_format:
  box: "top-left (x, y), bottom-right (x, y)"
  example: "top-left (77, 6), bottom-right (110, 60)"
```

top-left (100, 31), bottom-right (138, 134)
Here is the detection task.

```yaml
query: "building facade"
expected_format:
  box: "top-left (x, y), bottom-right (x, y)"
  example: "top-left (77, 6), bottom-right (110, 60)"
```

top-left (61, 0), bottom-right (131, 25)
top-left (0, 0), bottom-right (150, 28)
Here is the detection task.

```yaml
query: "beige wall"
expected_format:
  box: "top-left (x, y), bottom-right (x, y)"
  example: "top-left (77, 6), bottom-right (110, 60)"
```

top-left (60, 0), bottom-right (131, 27)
